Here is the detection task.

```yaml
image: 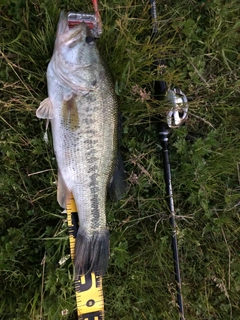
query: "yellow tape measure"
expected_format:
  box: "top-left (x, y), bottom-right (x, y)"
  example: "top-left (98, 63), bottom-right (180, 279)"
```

top-left (66, 195), bottom-right (105, 319)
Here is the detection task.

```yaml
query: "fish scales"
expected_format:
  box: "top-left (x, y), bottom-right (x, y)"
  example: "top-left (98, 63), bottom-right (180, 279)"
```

top-left (36, 12), bottom-right (119, 276)
top-left (59, 88), bottom-right (117, 232)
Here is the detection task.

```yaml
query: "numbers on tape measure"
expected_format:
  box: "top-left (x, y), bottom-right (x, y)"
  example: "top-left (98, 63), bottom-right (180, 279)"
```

top-left (75, 272), bottom-right (104, 316)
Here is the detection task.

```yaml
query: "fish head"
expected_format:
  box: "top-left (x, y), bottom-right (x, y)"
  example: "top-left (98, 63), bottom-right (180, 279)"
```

top-left (54, 11), bottom-right (98, 68)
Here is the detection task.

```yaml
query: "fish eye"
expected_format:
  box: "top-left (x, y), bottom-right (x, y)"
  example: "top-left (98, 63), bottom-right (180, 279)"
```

top-left (85, 35), bottom-right (95, 44)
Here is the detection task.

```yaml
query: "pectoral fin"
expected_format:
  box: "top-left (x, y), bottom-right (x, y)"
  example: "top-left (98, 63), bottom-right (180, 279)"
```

top-left (108, 152), bottom-right (128, 202)
top-left (36, 97), bottom-right (54, 119)
top-left (57, 169), bottom-right (70, 209)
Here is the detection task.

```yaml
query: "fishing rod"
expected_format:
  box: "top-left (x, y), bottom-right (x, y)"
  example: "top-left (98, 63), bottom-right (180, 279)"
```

top-left (159, 122), bottom-right (185, 320)
top-left (149, 1), bottom-right (188, 319)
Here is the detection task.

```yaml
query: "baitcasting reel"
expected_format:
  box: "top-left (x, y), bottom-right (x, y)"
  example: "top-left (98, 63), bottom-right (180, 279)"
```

top-left (166, 87), bottom-right (188, 128)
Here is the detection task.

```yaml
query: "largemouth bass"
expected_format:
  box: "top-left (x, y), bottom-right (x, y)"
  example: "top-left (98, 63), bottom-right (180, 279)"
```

top-left (36, 12), bottom-right (126, 276)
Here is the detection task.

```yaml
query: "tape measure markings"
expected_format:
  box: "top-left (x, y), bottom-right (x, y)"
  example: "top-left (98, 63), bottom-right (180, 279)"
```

top-left (66, 195), bottom-right (104, 319)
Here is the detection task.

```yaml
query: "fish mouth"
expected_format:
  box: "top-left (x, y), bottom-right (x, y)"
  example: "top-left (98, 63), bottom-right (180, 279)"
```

top-left (57, 11), bottom-right (87, 45)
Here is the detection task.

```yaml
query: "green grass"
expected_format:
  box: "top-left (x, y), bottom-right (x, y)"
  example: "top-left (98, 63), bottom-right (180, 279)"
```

top-left (1, 0), bottom-right (240, 319)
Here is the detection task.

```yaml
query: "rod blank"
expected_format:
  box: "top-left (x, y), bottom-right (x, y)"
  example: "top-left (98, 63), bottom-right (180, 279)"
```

top-left (159, 122), bottom-right (185, 320)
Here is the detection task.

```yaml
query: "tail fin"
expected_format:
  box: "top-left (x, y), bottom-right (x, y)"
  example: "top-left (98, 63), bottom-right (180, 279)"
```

top-left (74, 227), bottom-right (109, 277)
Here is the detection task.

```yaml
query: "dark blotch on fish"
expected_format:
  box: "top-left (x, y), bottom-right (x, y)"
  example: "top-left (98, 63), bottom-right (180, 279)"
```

top-left (62, 95), bottom-right (79, 130)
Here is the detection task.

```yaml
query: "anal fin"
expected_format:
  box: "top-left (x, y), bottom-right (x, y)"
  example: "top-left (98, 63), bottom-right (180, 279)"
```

top-left (57, 169), bottom-right (70, 209)
top-left (108, 151), bottom-right (128, 202)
